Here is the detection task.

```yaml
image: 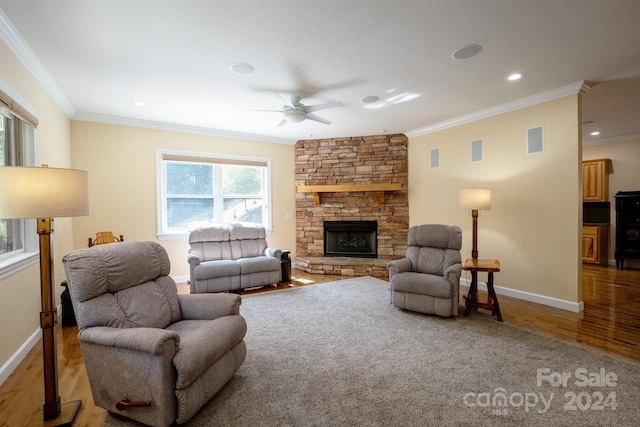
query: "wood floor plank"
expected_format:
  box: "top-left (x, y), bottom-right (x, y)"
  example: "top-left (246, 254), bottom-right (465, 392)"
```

top-left (1, 265), bottom-right (638, 426)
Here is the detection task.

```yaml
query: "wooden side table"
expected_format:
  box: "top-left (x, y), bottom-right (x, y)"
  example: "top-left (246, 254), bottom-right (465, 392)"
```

top-left (463, 258), bottom-right (503, 321)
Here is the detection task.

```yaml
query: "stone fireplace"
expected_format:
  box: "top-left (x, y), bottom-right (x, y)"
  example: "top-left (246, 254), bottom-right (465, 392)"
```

top-left (295, 134), bottom-right (409, 278)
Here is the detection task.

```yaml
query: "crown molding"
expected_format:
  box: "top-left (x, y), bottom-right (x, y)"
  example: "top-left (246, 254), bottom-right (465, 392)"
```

top-left (73, 113), bottom-right (298, 145)
top-left (405, 81), bottom-right (588, 138)
top-left (0, 9), bottom-right (75, 118)
top-left (582, 132), bottom-right (640, 147)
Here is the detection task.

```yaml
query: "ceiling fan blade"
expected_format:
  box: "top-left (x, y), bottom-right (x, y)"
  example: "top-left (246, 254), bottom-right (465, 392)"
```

top-left (277, 119), bottom-right (288, 127)
top-left (277, 93), bottom-right (294, 108)
top-left (305, 101), bottom-right (343, 113)
top-left (305, 113), bottom-right (331, 125)
top-left (244, 109), bottom-right (284, 113)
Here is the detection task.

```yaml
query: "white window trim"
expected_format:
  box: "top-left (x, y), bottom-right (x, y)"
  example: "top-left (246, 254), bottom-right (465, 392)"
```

top-left (0, 218), bottom-right (39, 280)
top-left (155, 149), bottom-right (273, 240)
top-left (0, 79), bottom-right (39, 279)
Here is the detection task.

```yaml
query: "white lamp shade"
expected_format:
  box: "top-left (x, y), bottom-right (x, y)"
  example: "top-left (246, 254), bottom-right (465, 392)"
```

top-left (458, 188), bottom-right (491, 210)
top-left (0, 166), bottom-right (89, 219)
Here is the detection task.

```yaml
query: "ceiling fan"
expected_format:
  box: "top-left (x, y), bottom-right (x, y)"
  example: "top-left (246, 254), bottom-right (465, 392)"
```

top-left (256, 93), bottom-right (342, 127)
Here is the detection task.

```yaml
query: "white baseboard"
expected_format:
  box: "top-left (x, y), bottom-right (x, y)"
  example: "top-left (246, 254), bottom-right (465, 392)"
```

top-left (460, 278), bottom-right (584, 313)
top-left (0, 304), bottom-right (64, 387)
top-left (0, 327), bottom-right (40, 387)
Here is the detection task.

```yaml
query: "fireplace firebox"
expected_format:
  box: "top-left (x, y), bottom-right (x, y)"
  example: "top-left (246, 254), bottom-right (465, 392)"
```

top-left (324, 220), bottom-right (378, 258)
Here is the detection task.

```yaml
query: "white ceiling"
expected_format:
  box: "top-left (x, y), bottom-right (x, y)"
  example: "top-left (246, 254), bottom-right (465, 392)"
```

top-left (1, 0), bottom-right (639, 145)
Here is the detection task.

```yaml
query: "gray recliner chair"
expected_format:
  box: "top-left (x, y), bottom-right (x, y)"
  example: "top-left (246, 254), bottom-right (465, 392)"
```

top-left (62, 241), bottom-right (247, 426)
top-left (387, 224), bottom-right (463, 317)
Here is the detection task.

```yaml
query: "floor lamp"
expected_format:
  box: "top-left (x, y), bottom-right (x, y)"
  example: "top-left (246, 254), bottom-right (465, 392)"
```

top-left (458, 188), bottom-right (491, 259)
top-left (0, 165), bottom-right (89, 426)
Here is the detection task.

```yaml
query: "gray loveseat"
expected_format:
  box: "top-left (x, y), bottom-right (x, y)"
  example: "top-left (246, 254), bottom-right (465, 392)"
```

top-left (62, 240), bottom-right (247, 426)
top-left (188, 224), bottom-right (282, 293)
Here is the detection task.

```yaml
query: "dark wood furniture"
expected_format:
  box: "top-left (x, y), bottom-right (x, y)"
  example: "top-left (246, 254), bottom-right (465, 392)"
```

top-left (463, 258), bottom-right (502, 321)
top-left (614, 191), bottom-right (640, 269)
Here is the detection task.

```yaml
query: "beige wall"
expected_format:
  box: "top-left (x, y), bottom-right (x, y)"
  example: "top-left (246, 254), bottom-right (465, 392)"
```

top-left (408, 95), bottom-right (583, 306)
top-left (0, 41), bottom-right (74, 370)
top-left (70, 121), bottom-right (297, 280)
top-left (583, 138), bottom-right (640, 266)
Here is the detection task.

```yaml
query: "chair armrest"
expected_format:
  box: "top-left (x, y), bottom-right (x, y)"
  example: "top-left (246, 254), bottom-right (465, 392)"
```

top-left (178, 293), bottom-right (241, 320)
top-left (265, 247), bottom-right (282, 259)
top-left (187, 253), bottom-right (201, 267)
top-left (444, 263), bottom-right (463, 283)
top-left (78, 326), bottom-right (180, 355)
top-left (387, 258), bottom-right (411, 277)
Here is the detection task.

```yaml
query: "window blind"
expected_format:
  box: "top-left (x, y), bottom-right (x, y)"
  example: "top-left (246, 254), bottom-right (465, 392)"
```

top-left (0, 89), bottom-right (38, 128)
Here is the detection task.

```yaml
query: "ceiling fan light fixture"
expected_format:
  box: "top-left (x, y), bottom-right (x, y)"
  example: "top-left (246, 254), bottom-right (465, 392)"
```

top-left (452, 44), bottom-right (482, 60)
top-left (284, 109), bottom-right (305, 123)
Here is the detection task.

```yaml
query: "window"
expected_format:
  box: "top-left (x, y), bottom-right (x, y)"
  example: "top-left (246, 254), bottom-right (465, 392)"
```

top-left (156, 150), bottom-right (272, 238)
top-left (0, 104), bottom-right (37, 279)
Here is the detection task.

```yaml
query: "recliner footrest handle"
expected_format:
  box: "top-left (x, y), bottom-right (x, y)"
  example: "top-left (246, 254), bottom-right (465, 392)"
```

top-left (116, 398), bottom-right (152, 411)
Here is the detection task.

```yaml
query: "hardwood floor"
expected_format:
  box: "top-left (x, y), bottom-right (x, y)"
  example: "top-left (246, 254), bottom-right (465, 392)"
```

top-left (1, 265), bottom-right (638, 426)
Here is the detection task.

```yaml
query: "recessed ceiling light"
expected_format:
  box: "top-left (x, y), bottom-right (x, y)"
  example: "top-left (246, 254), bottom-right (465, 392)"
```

top-left (506, 72), bottom-right (525, 81)
top-left (230, 62), bottom-right (255, 75)
top-left (132, 100), bottom-right (146, 107)
top-left (452, 44), bottom-right (482, 60)
top-left (590, 131), bottom-right (600, 136)
top-left (361, 95), bottom-right (380, 104)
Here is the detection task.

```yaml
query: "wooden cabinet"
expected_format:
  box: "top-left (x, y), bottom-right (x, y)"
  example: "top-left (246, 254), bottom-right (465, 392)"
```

top-left (583, 159), bottom-right (611, 202)
top-left (615, 191), bottom-right (640, 269)
top-left (582, 225), bottom-right (609, 265)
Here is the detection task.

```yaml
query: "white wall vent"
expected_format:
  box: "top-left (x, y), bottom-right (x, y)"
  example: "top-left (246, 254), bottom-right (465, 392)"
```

top-left (430, 148), bottom-right (440, 169)
top-left (527, 125), bottom-right (544, 154)
top-left (471, 139), bottom-right (483, 162)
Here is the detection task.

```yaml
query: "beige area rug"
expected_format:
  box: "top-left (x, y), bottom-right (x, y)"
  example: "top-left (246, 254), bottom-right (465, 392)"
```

top-left (105, 276), bottom-right (640, 426)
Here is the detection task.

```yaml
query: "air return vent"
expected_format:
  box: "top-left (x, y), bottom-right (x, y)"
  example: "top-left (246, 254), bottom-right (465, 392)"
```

top-left (527, 125), bottom-right (544, 154)
top-left (471, 139), bottom-right (483, 163)
top-left (430, 148), bottom-right (440, 169)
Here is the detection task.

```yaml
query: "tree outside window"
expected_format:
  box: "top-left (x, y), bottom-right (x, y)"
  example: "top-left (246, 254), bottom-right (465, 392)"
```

top-left (158, 151), bottom-right (271, 237)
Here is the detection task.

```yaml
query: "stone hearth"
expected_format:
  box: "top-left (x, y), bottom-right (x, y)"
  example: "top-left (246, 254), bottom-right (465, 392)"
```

top-left (295, 256), bottom-right (391, 278)
top-left (295, 134), bottom-right (409, 278)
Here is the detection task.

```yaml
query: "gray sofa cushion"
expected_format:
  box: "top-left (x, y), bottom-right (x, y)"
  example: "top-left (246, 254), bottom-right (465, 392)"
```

top-left (194, 259), bottom-right (241, 280)
top-left (390, 271), bottom-right (452, 299)
top-left (63, 241), bottom-right (181, 329)
top-left (167, 316), bottom-right (247, 389)
top-left (229, 224), bottom-right (268, 258)
top-left (406, 224), bottom-right (462, 275)
top-left (238, 256), bottom-right (281, 274)
top-left (189, 226), bottom-right (232, 261)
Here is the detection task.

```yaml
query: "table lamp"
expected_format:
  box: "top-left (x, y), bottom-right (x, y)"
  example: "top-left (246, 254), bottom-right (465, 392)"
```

top-left (458, 188), bottom-right (491, 259)
top-left (0, 165), bottom-right (89, 426)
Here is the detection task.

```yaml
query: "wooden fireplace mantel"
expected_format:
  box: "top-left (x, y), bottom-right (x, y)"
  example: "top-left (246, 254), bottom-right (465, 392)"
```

top-left (296, 183), bottom-right (402, 206)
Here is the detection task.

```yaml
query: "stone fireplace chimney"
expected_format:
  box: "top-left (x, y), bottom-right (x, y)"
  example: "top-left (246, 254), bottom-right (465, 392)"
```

top-left (294, 134), bottom-right (409, 277)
